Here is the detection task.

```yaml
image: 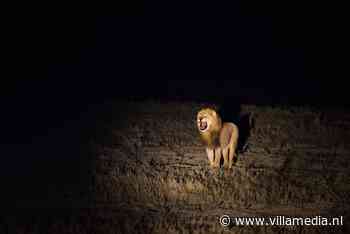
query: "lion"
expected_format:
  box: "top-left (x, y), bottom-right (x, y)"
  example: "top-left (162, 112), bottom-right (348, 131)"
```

top-left (197, 108), bottom-right (239, 169)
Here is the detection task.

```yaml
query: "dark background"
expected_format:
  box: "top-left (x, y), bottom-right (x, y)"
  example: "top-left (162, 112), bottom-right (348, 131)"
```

top-left (2, 1), bottom-right (348, 140)
top-left (2, 1), bottom-right (348, 107)
top-left (0, 0), bottom-right (348, 201)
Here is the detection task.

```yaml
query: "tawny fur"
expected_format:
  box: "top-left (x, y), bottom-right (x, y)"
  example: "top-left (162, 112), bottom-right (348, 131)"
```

top-left (197, 108), bottom-right (239, 169)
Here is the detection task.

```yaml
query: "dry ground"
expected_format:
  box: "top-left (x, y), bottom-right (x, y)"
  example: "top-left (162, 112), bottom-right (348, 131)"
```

top-left (2, 100), bottom-right (350, 233)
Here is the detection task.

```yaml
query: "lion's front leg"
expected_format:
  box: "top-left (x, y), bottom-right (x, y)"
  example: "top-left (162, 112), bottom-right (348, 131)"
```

top-left (206, 147), bottom-right (215, 167)
top-left (213, 147), bottom-right (222, 167)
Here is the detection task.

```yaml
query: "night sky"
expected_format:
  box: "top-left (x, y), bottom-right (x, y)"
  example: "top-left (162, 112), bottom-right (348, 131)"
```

top-left (1, 2), bottom-right (348, 163)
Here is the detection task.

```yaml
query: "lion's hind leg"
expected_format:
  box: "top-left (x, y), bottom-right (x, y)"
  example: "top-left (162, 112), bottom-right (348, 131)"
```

top-left (222, 147), bottom-right (229, 169)
top-left (228, 140), bottom-right (237, 169)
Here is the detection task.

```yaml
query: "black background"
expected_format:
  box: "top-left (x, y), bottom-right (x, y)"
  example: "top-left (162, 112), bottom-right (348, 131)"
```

top-left (2, 1), bottom-right (348, 105)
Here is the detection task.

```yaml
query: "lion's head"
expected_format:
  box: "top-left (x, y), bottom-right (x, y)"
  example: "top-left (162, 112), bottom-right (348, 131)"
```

top-left (197, 108), bottom-right (222, 147)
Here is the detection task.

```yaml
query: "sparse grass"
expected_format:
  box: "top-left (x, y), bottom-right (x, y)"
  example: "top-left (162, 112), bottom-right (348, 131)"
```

top-left (2, 101), bottom-right (350, 233)
top-left (87, 101), bottom-right (350, 233)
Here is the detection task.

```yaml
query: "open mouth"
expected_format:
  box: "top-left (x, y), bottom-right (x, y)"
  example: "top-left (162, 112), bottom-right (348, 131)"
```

top-left (199, 120), bottom-right (208, 131)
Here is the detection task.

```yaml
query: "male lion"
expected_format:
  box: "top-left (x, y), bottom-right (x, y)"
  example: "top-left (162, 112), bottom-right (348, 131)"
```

top-left (197, 108), bottom-right (239, 169)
